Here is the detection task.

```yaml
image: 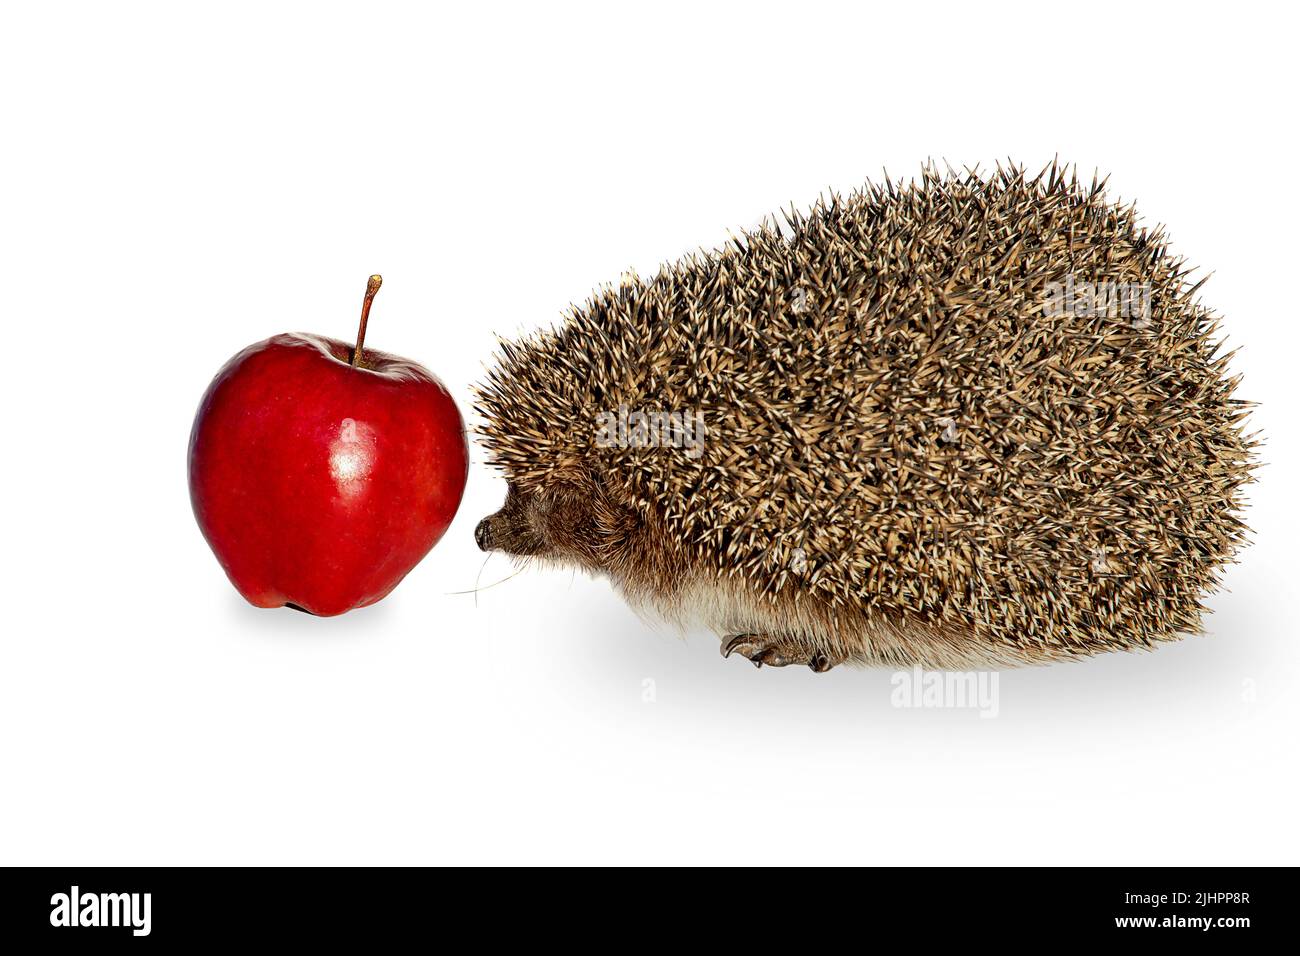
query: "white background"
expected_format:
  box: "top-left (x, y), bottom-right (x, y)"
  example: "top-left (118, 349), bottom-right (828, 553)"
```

top-left (1, 1), bottom-right (1296, 865)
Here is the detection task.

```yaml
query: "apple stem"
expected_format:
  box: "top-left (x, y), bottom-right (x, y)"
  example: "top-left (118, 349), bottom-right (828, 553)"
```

top-left (351, 274), bottom-right (383, 367)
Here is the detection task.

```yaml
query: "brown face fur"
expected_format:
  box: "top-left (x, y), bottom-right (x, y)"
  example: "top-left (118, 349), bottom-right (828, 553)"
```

top-left (475, 480), bottom-right (642, 577)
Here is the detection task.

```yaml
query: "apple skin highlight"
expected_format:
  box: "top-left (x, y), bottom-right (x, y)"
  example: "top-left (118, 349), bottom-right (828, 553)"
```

top-left (188, 332), bottom-right (468, 616)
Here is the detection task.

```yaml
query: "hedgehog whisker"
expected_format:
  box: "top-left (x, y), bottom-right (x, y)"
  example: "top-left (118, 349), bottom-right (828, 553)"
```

top-left (444, 554), bottom-right (527, 604)
top-left (474, 552), bottom-right (492, 608)
top-left (441, 553), bottom-right (493, 604)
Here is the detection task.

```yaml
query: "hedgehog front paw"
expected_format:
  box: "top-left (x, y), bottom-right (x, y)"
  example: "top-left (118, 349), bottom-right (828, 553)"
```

top-left (721, 634), bottom-right (840, 672)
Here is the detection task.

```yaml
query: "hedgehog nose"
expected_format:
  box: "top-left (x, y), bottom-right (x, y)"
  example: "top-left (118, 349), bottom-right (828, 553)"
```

top-left (474, 517), bottom-right (493, 551)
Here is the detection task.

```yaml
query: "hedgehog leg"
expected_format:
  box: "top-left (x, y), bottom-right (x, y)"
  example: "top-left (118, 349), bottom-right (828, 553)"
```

top-left (721, 634), bottom-right (841, 672)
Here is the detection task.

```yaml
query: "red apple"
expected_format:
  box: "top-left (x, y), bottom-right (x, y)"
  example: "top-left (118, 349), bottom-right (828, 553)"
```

top-left (188, 276), bottom-right (468, 616)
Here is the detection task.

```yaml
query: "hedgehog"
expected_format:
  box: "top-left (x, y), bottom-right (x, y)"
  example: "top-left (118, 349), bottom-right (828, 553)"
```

top-left (473, 162), bottom-right (1256, 671)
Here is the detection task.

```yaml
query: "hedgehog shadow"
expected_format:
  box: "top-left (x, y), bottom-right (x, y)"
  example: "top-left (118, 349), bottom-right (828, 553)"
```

top-left (570, 590), bottom-right (1265, 732)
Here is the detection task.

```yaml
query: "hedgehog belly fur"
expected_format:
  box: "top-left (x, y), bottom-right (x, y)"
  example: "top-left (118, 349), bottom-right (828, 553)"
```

top-left (630, 573), bottom-right (1146, 669)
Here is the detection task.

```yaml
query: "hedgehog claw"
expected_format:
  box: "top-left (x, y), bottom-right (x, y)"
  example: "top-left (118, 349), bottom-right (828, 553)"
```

top-left (722, 634), bottom-right (838, 672)
top-left (721, 634), bottom-right (758, 661)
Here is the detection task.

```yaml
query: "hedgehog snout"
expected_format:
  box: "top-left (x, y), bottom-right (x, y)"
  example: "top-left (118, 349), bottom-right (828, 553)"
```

top-left (474, 516), bottom-right (493, 551)
top-left (474, 495), bottom-right (546, 556)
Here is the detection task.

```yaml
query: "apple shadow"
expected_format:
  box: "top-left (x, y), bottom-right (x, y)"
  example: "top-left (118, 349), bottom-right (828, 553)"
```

top-left (223, 589), bottom-right (395, 640)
